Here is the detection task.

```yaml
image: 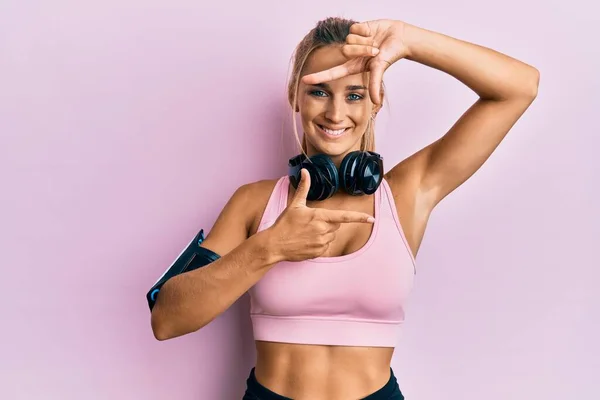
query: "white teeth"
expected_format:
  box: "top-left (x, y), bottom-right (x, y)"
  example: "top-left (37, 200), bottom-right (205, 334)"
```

top-left (320, 126), bottom-right (346, 136)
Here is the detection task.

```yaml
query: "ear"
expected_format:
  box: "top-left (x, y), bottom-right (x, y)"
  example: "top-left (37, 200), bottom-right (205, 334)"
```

top-left (372, 103), bottom-right (382, 116)
top-left (373, 84), bottom-right (385, 112)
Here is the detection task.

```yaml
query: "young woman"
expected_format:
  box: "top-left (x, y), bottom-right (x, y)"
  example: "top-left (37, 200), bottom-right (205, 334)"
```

top-left (150, 17), bottom-right (539, 400)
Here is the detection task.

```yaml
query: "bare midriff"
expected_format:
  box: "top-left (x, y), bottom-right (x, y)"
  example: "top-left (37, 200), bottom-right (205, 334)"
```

top-left (254, 340), bottom-right (395, 400)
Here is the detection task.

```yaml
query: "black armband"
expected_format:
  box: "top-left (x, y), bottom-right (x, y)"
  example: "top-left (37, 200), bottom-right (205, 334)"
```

top-left (146, 228), bottom-right (220, 311)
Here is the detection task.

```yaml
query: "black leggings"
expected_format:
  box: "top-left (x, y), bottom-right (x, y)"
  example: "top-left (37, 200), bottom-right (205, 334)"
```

top-left (242, 367), bottom-right (404, 400)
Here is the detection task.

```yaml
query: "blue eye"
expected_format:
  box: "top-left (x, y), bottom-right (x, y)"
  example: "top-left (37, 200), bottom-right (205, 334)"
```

top-left (308, 90), bottom-right (363, 101)
top-left (310, 90), bottom-right (327, 97)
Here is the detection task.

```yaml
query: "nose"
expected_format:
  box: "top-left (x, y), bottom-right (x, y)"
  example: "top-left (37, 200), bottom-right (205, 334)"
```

top-left (324, 97), bottom-right (345, 125)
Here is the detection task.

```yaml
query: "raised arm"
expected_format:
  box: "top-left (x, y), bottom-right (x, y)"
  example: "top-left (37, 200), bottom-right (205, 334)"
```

top-left (301, 19), bottom-right (540, 216)
top-left (387, 22), bottom-right (540, 209)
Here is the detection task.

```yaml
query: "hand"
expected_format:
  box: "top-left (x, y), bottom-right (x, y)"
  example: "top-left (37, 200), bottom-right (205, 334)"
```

top-left (302, 19), bottom-right (410, 105)
top-left (268, 169), bottom-right (375, 262)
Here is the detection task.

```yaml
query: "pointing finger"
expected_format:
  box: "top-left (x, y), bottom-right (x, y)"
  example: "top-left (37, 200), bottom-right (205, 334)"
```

top-left (320, 209), bottom-right (375, 224)
top-left (302, 60), bottom-right (363, 85)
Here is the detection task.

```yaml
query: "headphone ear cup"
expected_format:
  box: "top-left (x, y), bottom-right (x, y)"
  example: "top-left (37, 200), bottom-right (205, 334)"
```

top-left (339, 151), bottom-right (384, 195)
top-left (359, 152), bottom-right (384, 195)
top-left (288, 154), bottom-right (339, 201)
top-left (308, 154), bottom-right (339, 201)
top-left (288, 154), bottom-right (306, 190)
top-left (339, 151), bottom-right (362, 195)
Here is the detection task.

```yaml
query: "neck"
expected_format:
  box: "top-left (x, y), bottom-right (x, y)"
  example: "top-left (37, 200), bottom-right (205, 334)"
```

top-left (304, 146), bottom-right (362, 169)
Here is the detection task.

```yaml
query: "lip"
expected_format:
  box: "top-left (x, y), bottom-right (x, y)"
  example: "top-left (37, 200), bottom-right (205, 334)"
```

top-left (316, 124), bottom-right (350, 139)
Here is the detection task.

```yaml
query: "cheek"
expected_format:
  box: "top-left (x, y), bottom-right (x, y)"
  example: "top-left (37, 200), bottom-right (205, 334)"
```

top-left (299, 96), bottom-right (322, 121)
top-left (352, 107), bottom-right (371, 127)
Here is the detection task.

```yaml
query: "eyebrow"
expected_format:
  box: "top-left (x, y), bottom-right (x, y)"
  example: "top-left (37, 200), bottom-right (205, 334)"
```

top-left (312, 83), bottom-right (367, 91)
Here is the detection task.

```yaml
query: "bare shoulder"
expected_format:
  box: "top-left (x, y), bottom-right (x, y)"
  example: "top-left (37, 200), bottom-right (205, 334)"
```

top-left (200, 178), bottom-right (280, 256)
top-left (242, 178), bottom-right (281, 237)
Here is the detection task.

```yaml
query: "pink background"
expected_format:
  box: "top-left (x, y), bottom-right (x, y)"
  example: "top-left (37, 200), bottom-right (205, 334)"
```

top-left (1, 1), bottom-right (598, 399)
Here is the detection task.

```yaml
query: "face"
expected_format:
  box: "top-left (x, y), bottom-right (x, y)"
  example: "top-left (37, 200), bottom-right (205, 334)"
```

top-left (297, 45), bottom-right (379, 165)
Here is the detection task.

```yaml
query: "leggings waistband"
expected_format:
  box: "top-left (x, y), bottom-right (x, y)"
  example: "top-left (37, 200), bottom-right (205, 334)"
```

top-left (243, 367), bottom-right (404, 400)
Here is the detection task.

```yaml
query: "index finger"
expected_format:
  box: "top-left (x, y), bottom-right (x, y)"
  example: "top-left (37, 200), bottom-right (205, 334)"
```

top-left (301, 59), bottom-right (367, 85)
top-left (320, 209), bottom-right (375, 224)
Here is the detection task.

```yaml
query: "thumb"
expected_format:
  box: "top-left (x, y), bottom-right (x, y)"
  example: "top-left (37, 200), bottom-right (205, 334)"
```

top-left (291, 168), bottom-right (311, 207)
top-left (368, 60), bottom-right (390, 105)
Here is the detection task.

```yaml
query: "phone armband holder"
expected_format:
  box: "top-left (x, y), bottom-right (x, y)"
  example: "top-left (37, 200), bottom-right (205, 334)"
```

top-left (146, 228), bottom-right (220, 311)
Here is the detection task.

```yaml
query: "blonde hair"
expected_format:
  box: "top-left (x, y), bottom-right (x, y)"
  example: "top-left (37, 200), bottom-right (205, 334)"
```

top-left (286, 17), bottom-right (385, 159)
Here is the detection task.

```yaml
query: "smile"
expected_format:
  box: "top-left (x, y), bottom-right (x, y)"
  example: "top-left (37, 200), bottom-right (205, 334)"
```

top-left (317, 124), bottom-right (349, 138)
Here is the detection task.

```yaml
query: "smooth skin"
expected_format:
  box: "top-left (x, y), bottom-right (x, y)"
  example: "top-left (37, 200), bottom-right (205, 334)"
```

top-left (151, 19), bottom-right (539, 400)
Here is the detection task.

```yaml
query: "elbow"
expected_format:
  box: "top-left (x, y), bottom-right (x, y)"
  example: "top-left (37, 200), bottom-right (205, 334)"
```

top-left (153, 330), bottom-right (171, 342)
top-left (151, 308), bottom-right (175, 341)
top-left (508, 66), bottom-right (540, 102)
top-left (149, 281), bottom-right (182, 341)
top-left (150, 298), bottom-right (182, 341)
top-left (152, 325), bottom-right (172, 342)
top-left (148, 280), bottom-right (213, 340)
top-left (151, 316), bottom-right (208, 341)
top-left (150, 301), bottom-right (209, 341)
top-left (524, 67), bottom-right (540, 100)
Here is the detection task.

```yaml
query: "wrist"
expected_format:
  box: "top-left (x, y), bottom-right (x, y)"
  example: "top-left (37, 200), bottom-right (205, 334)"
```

top-left (252, 228), bottom-right (286, 265)
top-left (398, 21), bottom-right (420, 60)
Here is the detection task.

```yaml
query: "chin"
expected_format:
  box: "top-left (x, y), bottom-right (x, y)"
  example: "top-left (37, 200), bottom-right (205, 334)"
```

top-left (308, 139), bottom-right (358, 158)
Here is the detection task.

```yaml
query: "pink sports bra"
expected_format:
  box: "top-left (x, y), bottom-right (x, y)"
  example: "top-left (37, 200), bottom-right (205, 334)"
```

top-left (249, 176), bottom-right (416, 347)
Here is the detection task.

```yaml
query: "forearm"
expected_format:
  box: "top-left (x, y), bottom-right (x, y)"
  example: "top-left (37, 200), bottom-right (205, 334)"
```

top-left (402, 22), bottom-right (539, 101)
top-left (151, 229), bottom-right (279, 340)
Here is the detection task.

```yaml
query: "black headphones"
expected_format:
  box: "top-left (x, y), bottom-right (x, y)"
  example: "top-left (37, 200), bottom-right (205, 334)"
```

top-left (288, 151), bottom-right (384, 201)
